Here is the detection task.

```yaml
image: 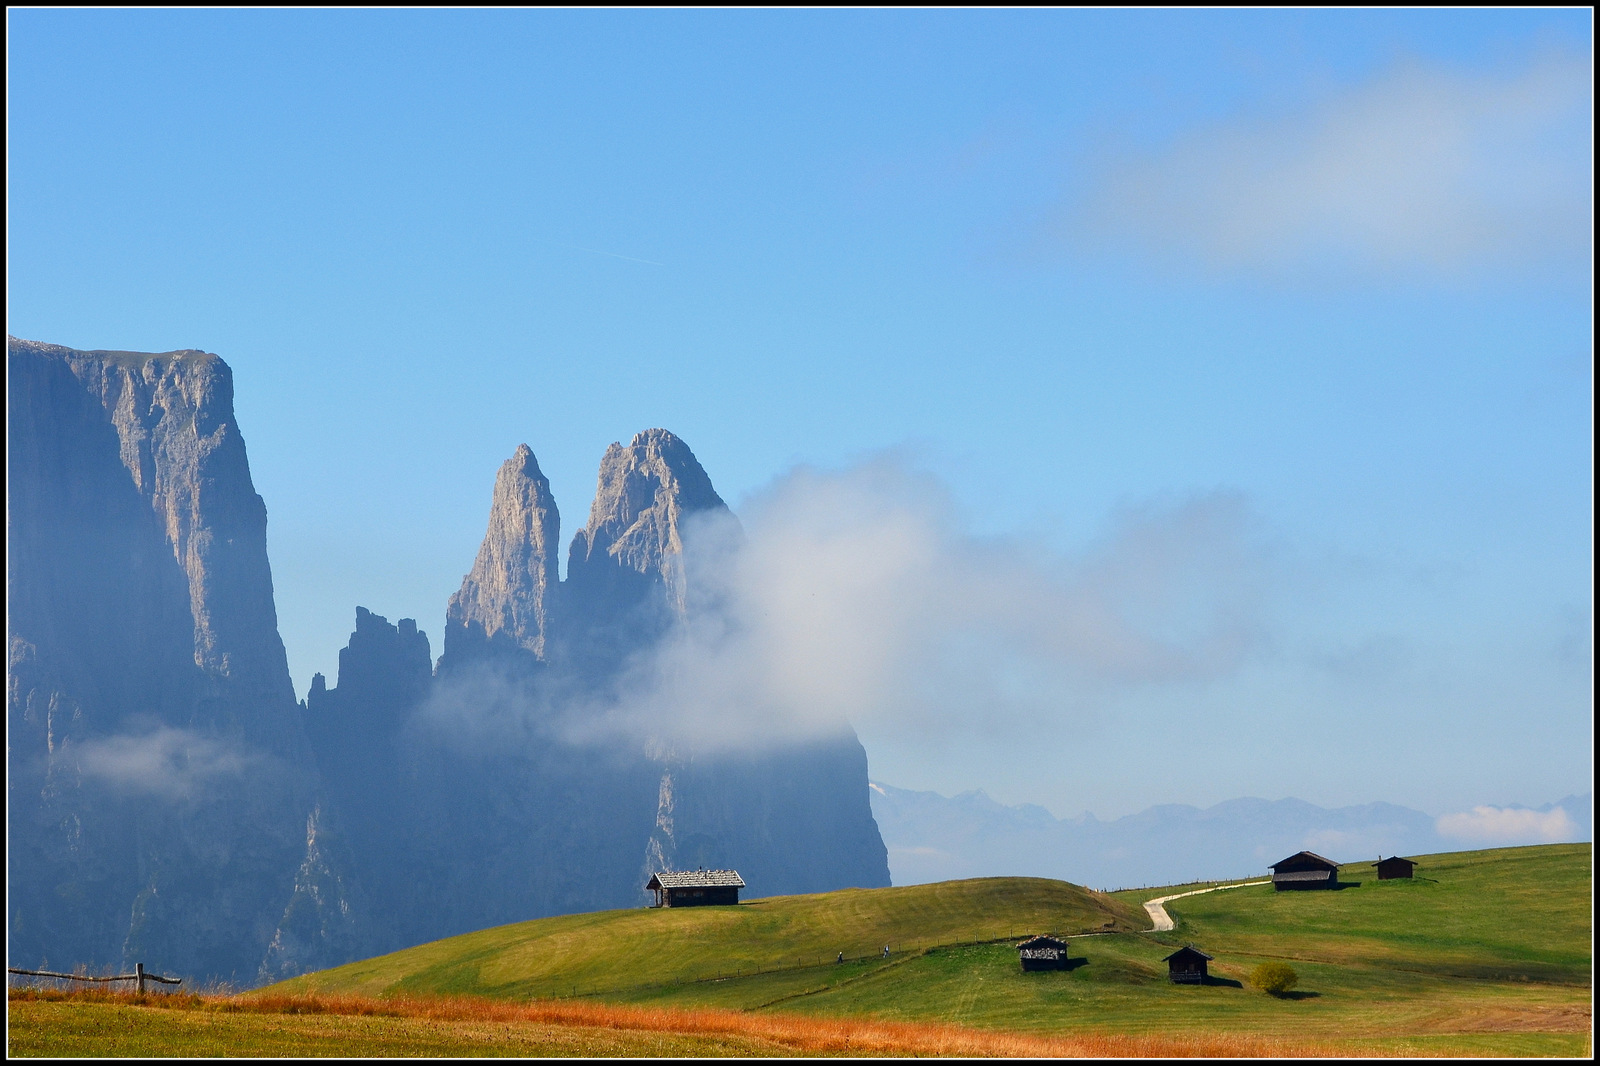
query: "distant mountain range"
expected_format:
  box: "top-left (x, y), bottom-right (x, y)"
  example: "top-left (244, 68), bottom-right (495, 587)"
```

top-left (869, 783), bottom-right (1592, 891)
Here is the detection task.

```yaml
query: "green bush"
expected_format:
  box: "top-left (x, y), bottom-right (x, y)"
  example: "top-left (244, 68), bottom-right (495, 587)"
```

top-left (1249, 961), bottom-right (1299, 996)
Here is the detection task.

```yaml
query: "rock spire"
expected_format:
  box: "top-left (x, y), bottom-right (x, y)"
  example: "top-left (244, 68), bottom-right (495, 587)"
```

top-left (561, 429), bottom-right (729, 680)
top-left (444, 444), bottom-right (561, 662)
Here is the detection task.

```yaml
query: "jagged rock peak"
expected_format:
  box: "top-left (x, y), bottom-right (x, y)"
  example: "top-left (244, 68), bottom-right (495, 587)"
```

top-left (446, 444), bottom-right (560, 660)
top-left (568, 429), bottom-right (727, 584)
top-left (335, 607), bottom-right (432, 698)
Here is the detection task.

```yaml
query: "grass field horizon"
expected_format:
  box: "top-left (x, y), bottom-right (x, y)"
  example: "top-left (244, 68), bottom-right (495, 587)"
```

top-left (13, 843), bottom-right (1591, 1057)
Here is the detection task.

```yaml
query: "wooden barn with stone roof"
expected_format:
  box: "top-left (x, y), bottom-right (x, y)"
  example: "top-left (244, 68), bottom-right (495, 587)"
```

top-left (645, 868), bottom-right (746, 908)
top-left (1270, 850), bottom-right (1340, 891)
top-left (1016, 935), bottom-right (1070, 972)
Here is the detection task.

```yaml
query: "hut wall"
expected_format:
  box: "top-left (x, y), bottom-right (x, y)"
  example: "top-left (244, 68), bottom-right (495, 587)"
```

top-left (1019, 951), bottom-right (1067, 972)
top-left (1272, 872), bottom-right (1336, 891)
top-left (665, 885), bottom-right (740, 907)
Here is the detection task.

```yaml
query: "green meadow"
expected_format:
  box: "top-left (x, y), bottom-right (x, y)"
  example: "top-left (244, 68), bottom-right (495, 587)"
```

top-left (13, 843), bottom-right (1591, 1057)
top-left (276, 876), bottom-right (1142, 1002)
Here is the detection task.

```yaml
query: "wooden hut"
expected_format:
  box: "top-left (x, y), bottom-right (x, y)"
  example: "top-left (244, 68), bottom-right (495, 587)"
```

top-left (1375, 855), bottom-right (1416, 880)
top-left (1270, 850), bottom-right (1339, 891)
top-left (1163, 945), bottom-right (1213, 984)
top-left (1016, 935), bottom-right (1069, 972)
top-left (645, 869), bottom-right (745, 908)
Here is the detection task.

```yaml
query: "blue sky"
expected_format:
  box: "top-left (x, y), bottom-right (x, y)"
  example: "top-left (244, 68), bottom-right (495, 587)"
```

top-left (8, 10), bottom-right (1592, 825)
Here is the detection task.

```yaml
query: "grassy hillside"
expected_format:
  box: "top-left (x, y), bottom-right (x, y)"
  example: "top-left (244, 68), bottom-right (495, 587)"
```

top-left (275, 876), bottom-right (1142, 1002)
top-left (19, 844), bottom-right (1591, 1057)
top-left (253, 843), bottom-right (1591, 1056)
top-left (739, 842), bottom-right (1590, 1055)
top-left (1112, 843), bottom-right (1592, 986)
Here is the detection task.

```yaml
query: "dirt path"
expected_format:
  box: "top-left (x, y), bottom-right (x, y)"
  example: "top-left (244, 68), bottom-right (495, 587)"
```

top-left (1142, 881), bottom-right (1271, 932)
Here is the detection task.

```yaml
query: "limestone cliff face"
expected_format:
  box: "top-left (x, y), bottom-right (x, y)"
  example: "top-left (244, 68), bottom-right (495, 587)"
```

top-left (309, 605), bottom-right (658, 953)
top-left (32, 340), bottom-right (299, 738)
top-left (443, 446), bottom-right (560, 664)
top-left (6, 336), bottom-right (340, 984)
top-left (300, 608), bottom-right (435, 959)
top-left (553, 430), bottom-right (889, 898)
top-left (641, 736), bottom-right (891, 896)
top-left (561, 429), bottom-right (728, 682)
top-left (569, 429), bottom-right (726, 594)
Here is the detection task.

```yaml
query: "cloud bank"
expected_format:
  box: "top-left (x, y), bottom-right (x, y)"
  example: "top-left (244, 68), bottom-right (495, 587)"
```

top-left (573, 457), bottom-right (1271, 752)
top-left (1070, 51), bottom-right (1592, 281)
top-left (1435, 804), bottom-right (1580, 846)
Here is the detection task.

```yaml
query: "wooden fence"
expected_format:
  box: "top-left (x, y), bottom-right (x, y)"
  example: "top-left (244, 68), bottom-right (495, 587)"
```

top-left (9, 963), bottom-right (182, 993)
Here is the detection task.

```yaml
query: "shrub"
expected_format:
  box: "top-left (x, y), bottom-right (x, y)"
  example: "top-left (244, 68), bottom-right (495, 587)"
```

top-left (1249, 961), bottom-right (1299, 996)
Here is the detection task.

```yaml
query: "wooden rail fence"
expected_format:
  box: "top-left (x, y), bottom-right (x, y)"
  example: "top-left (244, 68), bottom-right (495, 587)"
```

top-left (9, 963), bottom-right (182, 993)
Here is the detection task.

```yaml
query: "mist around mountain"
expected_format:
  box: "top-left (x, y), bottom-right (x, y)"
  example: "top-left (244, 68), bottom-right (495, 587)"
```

top-left (7, 337), bottom-right (888, 986)
top-left (870, 782), bottom-right (1593, 890)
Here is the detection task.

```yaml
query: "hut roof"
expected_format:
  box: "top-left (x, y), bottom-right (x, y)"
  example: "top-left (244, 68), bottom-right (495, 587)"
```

top-left (1016, 935), bottom-right (1068, 950)
top-left (1270, 850), bottom-right (1339, 871)
top-left (646, 869), bottom-right (745, 890)
top-left (1163, 945), bottom-right (1214, 963)
top-left (1378, 855), bottom-right (1416, 865)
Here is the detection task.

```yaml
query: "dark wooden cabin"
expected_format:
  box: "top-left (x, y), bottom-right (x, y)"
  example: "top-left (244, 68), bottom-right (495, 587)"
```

top-left (1163, 945), bottom-right (1213, 984)
top-left (1016, 935), bottom-right (1069, 972)
top-left (646, 869), bottom-right (745, 908)
top-left (1270, 850), bottom-right (1339, 891)
top-left (1375, 855), bottom-right (1416, 880)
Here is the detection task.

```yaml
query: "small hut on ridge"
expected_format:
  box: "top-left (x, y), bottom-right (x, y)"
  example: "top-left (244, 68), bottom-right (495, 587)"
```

top-left (1375, 855), bottom-right (1416, 880)
top-left (1016, 935), bottom-right (1069, 972)
top-left (1163, 945), bottom-right (1213, 983)
top-left (645, 869), bottom-right (745, 907)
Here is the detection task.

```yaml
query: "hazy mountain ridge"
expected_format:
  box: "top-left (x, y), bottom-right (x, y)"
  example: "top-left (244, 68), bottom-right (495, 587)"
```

top-left (870, 782), bottom-right (1593, 890)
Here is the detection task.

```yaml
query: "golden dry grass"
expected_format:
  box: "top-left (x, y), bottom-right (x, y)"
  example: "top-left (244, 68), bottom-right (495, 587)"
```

top-left (10, 987), bottom-right (1351, 1057)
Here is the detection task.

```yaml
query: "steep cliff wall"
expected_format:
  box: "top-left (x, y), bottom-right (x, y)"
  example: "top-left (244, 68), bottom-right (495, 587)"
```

top-left (559, 431), bottom-right (890, 897)
top-left (308, 605), bottom-right (658, 952)
top-left (6, 337), bottom-right (339, 984)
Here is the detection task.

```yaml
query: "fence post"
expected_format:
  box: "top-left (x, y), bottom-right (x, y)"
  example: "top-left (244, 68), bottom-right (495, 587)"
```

top-left (136, 963), bottom-right (146, 993)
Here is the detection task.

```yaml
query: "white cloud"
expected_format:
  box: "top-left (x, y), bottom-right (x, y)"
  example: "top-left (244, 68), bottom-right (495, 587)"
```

top-left (75, 727), bottom-right (252, 799)
top-left (1071, 51), bottom-right (1592, 281)
top-left (567, 456), bottom-right (1272, 752)
top-left (1435, 804), bottom-right (1579, 846)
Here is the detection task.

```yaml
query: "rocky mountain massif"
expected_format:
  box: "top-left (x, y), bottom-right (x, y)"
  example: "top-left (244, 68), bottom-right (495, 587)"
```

top-left (7, 337), bottom-right (336, 984)
top-left (7, 337), bottom-right (889, 984)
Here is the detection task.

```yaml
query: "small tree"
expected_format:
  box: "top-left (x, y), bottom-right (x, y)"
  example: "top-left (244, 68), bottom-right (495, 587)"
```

top-left (1250, 961), bottom-right (1299, 996)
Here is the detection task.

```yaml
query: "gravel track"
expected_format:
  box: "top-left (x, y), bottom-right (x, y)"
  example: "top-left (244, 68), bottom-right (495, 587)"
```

top-left (1142, 880), bottom-right (1271, 932)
